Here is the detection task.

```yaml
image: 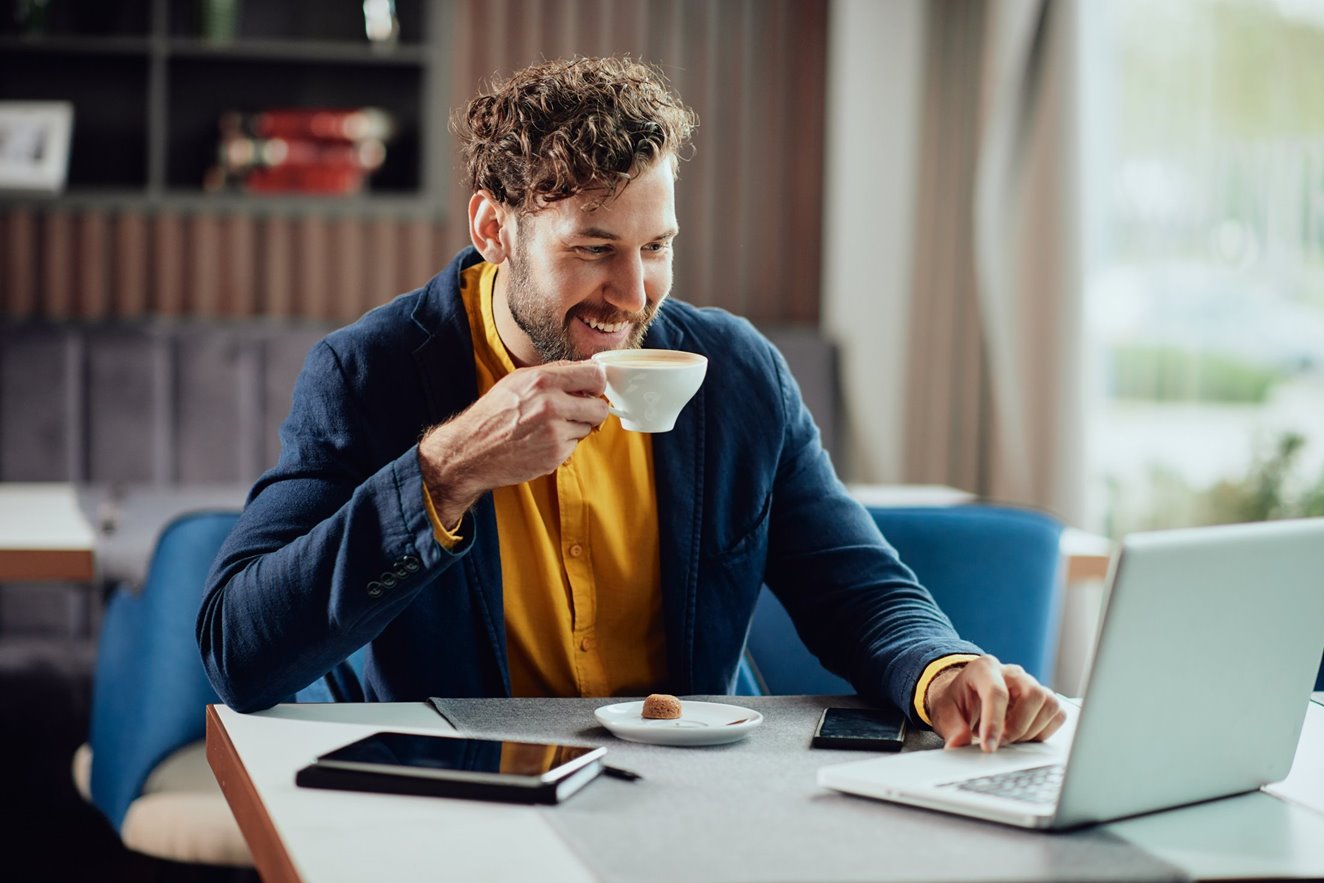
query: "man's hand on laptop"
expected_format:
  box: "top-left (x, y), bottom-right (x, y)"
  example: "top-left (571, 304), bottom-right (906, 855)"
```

top-left (925, 656), bottom-right (1066, 752)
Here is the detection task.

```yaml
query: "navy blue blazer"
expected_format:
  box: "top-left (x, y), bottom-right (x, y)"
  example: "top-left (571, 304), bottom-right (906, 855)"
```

top-left (198, 247), bottom-right (981, 714)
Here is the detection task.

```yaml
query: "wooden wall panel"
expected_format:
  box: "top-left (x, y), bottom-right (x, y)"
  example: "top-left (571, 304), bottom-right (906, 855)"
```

top-left (3, 210), bottom-right (37, 318)
top-left (367, 216), bottom-right (402, 307)
top-left (41, 211), bottom-right (74, 320)
top-left (153, 212), bottom-right (184, 316)
top-left (221, 213), bottom-right (257, 317)
top-left (113, 211), bottom-right (149, 318)
top-left (189, 213), bottom-right (223, 317)
top-left (294, 215), bottom-right (330, 319)
top-left (330, 217), bottom-right (365, 322)
top-left (76, 211), bottom-right (110, 320)
top-left (259, 215), bottom-right (294, 318)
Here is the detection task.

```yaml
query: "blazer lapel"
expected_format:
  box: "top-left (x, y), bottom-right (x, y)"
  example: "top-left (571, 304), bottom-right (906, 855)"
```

top-left (648, 317), bottom-right (705, 693)
top-left (411, 248), bottom-right (510, 694)
top-left (412, 248), bottom-right (482, 428)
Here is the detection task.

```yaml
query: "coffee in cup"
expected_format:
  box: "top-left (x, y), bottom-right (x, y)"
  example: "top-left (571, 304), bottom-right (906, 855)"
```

top-left (590, 348), bottom-right (708, 433)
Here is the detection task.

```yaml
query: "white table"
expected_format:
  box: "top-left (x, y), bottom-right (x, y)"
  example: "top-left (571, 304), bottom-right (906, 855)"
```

top-left (208, 699), bottom-right (1324, 883)
top-left (207, 703), bottom-right (591, 883)
top-left (0, 483), bottom-right (96, 582)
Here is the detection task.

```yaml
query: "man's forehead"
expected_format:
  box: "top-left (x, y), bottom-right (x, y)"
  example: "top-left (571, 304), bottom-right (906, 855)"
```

top-left (522, 157), bottom-right (678, 231)
top-left (532, 199), bottom-right (678, 240)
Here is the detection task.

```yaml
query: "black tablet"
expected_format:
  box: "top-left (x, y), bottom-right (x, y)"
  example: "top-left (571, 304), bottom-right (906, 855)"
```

top-left (298, 731), bottom-right (607, 804)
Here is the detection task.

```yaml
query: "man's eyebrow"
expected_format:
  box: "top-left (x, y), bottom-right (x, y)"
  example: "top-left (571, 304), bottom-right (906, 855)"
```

top-left (571, 226), bottom-right (679, 241)
top-left (574, 226), bottom-right (620, 241)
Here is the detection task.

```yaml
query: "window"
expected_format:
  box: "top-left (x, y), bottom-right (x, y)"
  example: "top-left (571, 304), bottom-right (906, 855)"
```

top-left (1085, 0), bottom-right (1324, 537)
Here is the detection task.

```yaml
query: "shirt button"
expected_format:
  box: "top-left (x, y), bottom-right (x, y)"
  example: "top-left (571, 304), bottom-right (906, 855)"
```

top-left (568, 543), bottom-right (583, 558)
top-left (579, 636), bottom-right (595, 652)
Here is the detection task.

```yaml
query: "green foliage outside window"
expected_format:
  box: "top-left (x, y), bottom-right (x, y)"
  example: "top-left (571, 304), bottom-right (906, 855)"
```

top-left (1109, 345), bottom-right (1283, 404)
top-left (1110, 432), bottom-right (1324, 536)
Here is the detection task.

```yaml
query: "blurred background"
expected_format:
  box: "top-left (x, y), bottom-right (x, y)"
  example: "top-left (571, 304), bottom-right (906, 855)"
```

top-left (1, 0), bottom-right (1322, 878)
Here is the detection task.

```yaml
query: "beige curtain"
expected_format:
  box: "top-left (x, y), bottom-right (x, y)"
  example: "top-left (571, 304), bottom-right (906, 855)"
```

top-left (904, 0), bottom-right (1084, 525)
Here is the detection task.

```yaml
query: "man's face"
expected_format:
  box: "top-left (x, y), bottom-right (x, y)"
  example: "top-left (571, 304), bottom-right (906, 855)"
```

top-left (496, 158), bottom-right (678, 365)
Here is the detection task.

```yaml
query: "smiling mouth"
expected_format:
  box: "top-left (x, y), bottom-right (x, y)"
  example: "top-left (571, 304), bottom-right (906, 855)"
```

top-left (580, 316), bottom-right (631, 335)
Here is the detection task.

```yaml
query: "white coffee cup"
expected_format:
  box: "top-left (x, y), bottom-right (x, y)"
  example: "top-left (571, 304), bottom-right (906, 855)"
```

top-left (590, 348), bottom-right (708, 433)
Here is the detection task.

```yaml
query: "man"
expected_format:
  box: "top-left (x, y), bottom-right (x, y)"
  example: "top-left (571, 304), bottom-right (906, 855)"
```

top-left (198, 56), bottom-right (1063, 752)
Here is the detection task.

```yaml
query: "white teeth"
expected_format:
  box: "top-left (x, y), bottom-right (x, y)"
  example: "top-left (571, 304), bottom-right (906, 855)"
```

top-left (583, 318), bottom-right (627, 333)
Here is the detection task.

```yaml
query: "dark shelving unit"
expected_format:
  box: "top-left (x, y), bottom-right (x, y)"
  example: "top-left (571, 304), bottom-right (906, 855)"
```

top-left (0, 0), bottom-right (448, 213)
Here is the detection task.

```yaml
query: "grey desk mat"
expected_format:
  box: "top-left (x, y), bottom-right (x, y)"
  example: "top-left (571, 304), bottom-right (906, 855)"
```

top-left (430, 696), bottom-right (1187, 883)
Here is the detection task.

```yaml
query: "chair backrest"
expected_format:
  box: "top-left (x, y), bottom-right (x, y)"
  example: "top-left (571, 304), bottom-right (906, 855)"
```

top-left (745, 504), bottom-right (1065, 695)
top-left (89, 510), bottom-right (239, 832)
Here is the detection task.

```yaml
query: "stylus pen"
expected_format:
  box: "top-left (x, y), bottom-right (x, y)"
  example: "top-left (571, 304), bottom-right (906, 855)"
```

top-left (602, 765), bottom-right (644, 782)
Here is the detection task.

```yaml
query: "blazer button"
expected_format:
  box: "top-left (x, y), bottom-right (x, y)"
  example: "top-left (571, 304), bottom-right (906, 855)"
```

top-left (393, 565), bottom-right (410, 579)
top-left (380, 574), bottom-right (398, 589)
top-left (402, 556), bottom-right (421, 573)
top-left (367, 581), bottom-right (384, 598)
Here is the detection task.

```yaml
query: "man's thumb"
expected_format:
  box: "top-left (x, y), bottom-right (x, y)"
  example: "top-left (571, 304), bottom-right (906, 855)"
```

top-left (940, 714), bottom-right (973, 750)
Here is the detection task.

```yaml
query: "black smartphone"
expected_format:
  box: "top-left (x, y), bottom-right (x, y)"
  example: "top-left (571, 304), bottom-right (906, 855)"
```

top-left (811, 706), bottom-right (907, 751)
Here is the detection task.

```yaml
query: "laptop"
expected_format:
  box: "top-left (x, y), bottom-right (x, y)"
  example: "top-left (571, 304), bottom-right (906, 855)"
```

top-left (818, 518), bottom-right (1324, 830)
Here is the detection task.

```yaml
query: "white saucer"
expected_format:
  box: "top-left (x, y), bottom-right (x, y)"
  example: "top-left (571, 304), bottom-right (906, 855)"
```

top-left (594, 700), bottom-right (763, 746)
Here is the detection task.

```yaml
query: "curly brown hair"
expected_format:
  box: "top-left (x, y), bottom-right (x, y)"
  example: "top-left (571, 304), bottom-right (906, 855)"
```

top-left (452, 56), bottom-right (698, 212)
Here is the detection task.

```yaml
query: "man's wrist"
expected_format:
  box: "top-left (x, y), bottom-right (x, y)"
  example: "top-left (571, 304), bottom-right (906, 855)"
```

top-left (417, 424), bottom-right (481, 525)
top-left (914, 654), bottom-right (981, 726)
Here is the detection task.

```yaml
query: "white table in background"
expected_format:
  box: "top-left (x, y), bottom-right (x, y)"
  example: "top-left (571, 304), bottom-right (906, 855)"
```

top-left (0, 483), bottom-right (96, 582)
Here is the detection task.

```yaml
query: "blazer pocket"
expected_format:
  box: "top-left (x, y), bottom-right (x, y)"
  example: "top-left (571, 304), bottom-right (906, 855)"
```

top-left (703, 492), bottom-right (772, 564)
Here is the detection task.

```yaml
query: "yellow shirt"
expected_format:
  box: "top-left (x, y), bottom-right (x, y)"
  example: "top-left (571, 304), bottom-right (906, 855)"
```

top-left (439, 260), bottom-right (668, 697)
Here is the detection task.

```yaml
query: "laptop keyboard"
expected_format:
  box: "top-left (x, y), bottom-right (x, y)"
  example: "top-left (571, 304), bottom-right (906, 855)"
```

top-left (940, 763), bottom-right (1065, 805)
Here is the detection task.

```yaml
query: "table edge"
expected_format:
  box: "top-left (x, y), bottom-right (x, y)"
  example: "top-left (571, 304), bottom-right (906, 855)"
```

top-left (206, 704), bottom-right (304, 883)
top-left (0, 548), bottom-right (94, 582)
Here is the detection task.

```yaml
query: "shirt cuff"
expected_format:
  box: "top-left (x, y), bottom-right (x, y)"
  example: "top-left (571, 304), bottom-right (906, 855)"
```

top-left (421, 480), bottom-right (464, 550)
top-left (913, 653), bottom-right (982, 726)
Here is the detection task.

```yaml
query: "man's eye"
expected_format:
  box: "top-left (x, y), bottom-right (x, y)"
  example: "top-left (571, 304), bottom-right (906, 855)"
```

top-left (578, 245), bottom-right (611, 256)
top-left (646, 242), bottom-right (672, 254)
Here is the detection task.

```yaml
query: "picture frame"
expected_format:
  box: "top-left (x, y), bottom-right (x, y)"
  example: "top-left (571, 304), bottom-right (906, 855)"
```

top-left (0, 101), bottom-right (74, 193)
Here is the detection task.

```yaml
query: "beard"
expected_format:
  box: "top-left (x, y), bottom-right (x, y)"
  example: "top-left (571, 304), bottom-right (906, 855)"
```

top-left (504, 243), bottom-right (663, 363)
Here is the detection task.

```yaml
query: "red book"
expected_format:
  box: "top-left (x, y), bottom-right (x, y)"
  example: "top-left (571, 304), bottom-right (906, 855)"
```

top-left (243, 166), bottom-right (366, 195)
top-left (219, 136), bottom-right (386, 172)
top-left (222, 108), bottom-right (396, 143)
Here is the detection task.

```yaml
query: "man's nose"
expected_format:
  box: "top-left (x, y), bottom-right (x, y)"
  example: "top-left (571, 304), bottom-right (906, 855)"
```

top-left (606, 252), bottom-right (648, 313)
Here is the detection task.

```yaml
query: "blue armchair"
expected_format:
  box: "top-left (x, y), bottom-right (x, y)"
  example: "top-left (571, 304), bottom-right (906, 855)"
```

top-left (78, 511), bottom-right (252, 867)
top-left (77, 507), bottom-right (371, 866)
top-left (742, 504), bottom-right (1065, 696)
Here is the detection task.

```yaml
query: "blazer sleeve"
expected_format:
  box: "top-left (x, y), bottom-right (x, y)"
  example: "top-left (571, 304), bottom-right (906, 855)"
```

top-left (197, 339), bottom-right (476, 712)
top-left (760, 342), bottom-right (984, 720)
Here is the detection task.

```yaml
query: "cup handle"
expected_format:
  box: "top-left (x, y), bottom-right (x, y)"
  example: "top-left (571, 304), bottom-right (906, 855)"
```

top-left (607, 406), bottom-right (629, 420)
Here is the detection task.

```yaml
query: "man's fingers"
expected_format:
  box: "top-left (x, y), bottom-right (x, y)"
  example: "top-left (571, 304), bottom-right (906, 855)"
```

top-left (937, 709), bottom-right (974, 750)
top-left (1000, 668), bottom-right (1046, 745)
top-left (928, 658), bottom-right (1061, 751)
top-left (975, 673), bottom-right (1010, 752)
top-left (526, 360), bottom-right (607, 394)
top-left (1024, 701), bottom-right (1068, 743)
top-left (555, 391), bottom-right (611, 427)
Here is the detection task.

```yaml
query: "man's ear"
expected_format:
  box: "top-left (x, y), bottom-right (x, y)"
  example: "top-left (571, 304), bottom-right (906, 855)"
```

top-left (468, 192), bottom-right (512, 263)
